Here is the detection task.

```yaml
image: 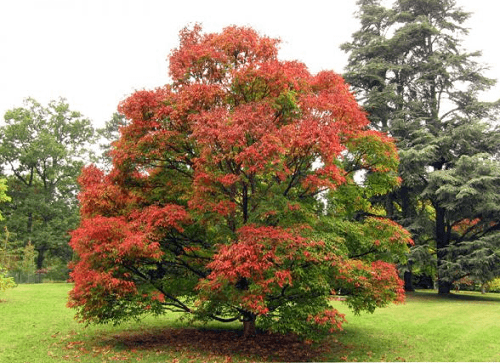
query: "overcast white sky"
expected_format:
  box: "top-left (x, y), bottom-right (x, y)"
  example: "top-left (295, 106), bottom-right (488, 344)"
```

top-left (0, 0), bottom-right (498, 128)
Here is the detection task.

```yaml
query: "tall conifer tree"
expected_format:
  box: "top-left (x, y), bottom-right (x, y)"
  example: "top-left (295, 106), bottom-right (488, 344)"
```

top-left (342, 0), bottom-right (500, 293)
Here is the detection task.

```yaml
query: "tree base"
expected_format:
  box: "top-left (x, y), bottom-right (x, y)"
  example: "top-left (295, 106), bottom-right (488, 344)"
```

top-left (438, 282), bottom-right (451, 294)
top-left (404, 271), bottom-right (414, 292)
top-left (243, 319), bottom-right (256, 338)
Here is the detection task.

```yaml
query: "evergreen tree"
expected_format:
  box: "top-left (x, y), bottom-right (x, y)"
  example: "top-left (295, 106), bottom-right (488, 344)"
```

top-left (97, 112), bottom-right (128, 169)
top-left (342, 0), bottom-right (500, 293)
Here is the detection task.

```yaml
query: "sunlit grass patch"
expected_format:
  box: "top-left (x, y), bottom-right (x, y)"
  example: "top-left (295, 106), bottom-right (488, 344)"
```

top-left (326, 290), bottom-right (500, 362)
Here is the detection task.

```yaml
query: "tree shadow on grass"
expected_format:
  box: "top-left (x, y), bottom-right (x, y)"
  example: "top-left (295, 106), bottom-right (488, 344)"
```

top-left (97, 327), bottom-right (334, 362)
top-left (407, 290), bottom-right (500, 304)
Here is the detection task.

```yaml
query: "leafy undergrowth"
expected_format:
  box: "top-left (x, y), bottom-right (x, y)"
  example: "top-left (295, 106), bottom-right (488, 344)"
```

top-left (51, 327), bottom-right (336, 362)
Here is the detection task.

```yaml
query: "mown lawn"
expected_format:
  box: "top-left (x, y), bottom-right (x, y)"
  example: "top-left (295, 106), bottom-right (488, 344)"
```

top-left (330, 291), bottom-right (500, 361)
top-left (1, 283), bottom-right (500, 362)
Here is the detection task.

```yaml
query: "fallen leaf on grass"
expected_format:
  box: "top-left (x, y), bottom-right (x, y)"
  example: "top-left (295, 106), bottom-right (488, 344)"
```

top-left (50, 326), bottom-right (339, 362)
top-left (66, 340), bottom-right (85, 349)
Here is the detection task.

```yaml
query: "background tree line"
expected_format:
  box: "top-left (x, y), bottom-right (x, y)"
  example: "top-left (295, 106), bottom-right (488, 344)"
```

top-left (0, 97), bottom-right (125, 283)
top-left (0, 0), bottom-right (499, 294)
top-left (0, 98), bottom-right (97, 282)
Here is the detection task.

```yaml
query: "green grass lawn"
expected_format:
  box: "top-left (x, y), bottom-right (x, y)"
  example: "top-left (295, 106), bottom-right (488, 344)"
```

top-left (330, 291), bottom-right (500, 362)
top-left (1, 284), bottom-right (500, 362)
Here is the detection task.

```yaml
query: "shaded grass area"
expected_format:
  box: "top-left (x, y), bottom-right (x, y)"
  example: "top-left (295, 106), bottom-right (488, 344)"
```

top-left (1, 284), bottom-right (500, 362)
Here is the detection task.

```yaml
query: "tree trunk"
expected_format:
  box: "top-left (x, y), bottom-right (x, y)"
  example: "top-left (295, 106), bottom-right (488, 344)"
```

top-left (438, 281), bottom-right (451, 294)
top-left (36, 248), bottom-right (45, 270)
top-left (384, 192), bottom-right (395, 220)
top-left (404, 270), bottom-right (414, 292)
top-left (400, 186), bottom-right (411, 222)
top-left (481, 283), bottom-right (488, 294)
top-left (242, 314), bottom-right (256, 338)
top-left (435, 206), bottom-right (450, 294)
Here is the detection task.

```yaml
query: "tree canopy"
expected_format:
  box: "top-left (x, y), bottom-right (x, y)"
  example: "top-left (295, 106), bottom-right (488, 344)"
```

top-left (0, 98), bottom-right (96, 270)
top-left (0, 179), bottom-right (10, 221)
top-left (342, 0), bottom-right (500, 293)
top-left (68, 24), bottom-right (411, 341)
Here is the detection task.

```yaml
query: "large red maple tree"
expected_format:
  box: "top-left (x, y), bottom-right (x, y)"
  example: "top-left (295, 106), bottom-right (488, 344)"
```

top-left (68, 24), bottom-right (412, 341)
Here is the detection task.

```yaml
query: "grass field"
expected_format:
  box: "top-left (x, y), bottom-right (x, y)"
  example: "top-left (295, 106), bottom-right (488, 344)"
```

top-left (1, 283), bottom-right (500, 362)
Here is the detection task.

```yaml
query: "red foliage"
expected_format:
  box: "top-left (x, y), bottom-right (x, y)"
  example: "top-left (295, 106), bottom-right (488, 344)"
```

top-left (452, 218), bottom-right (481, 235)
top-left (68, 24), bottom-right (410, 340)
top-left (77, 165), bottom-right (142, 218)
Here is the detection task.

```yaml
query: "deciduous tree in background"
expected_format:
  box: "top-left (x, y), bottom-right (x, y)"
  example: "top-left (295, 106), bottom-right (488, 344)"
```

top-left (342, 0), bottom-right (500, 293)
top-left (0, 179), bottom-right (10, 221)
top-left (68, 25), bottom-right (412, 341)
top-left (0, 183), bottom-right (15, 293)
top-left (0, 98), bottom-right (96, 271)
